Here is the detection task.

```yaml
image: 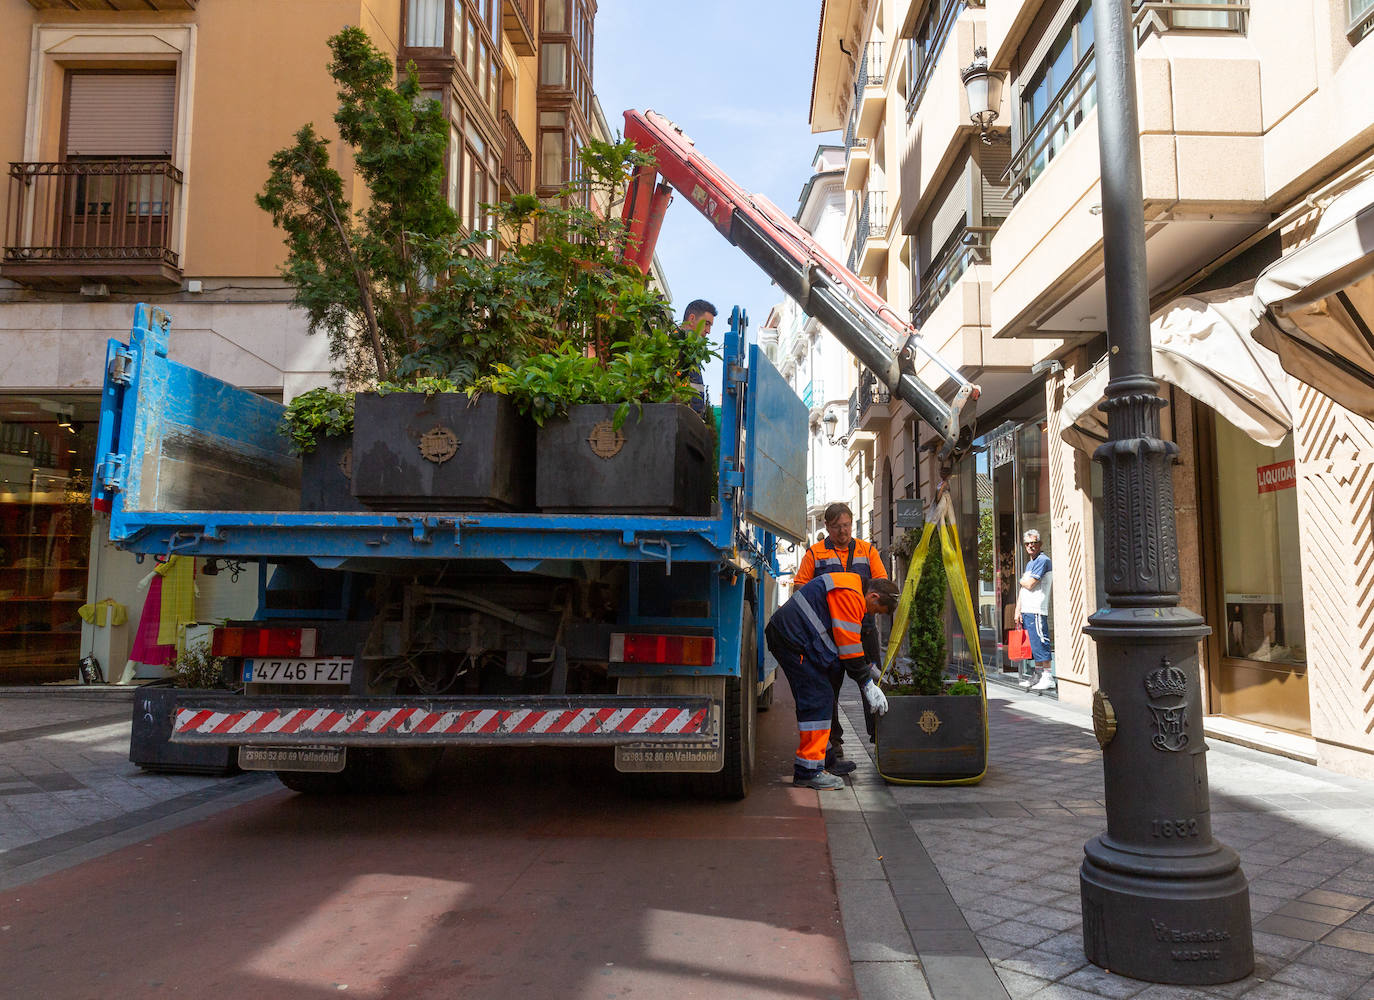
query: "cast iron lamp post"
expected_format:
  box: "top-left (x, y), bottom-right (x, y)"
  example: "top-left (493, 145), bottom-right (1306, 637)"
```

top-left (1079, 0), bottom-right (1253, 983)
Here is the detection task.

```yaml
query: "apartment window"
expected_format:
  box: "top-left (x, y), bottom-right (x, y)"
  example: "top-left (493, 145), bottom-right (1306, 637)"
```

top-left (407, 0), bottom-right (446, 46)
top-left (541, 42), bottom-right (568, 87)
top-left (544, 0), bottom-right (568, 32)
top-left (539, 111), bottom-right (566, 188)
top-left (906, 0), bottom-right (964, 118)
top-left (1010, 0), bottom-right (1096, 199)
top-left (1352, 0), bottom-right (1374, 40)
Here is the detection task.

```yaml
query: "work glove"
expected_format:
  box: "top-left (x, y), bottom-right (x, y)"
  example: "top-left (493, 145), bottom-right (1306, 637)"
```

top-left (862, 679), bottom-right (889, 717)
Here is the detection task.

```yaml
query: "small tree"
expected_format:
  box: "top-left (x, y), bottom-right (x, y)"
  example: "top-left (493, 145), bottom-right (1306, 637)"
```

top-left (907, 535), bottom-right (948, 696)
top-left (257, 26), bottom-right (457, 384)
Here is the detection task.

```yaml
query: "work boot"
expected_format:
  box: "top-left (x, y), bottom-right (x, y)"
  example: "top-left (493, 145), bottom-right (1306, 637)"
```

top-left (825, 756), bottom-right (857, 776)
top-left (794, 770), bottom-right (846, 790)
top-left (830, 742), bottom-right (846, 760)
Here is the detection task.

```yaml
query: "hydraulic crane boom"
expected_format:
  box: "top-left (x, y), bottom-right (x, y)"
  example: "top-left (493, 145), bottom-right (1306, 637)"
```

top-left (620, 109), bottom-right (979, 461)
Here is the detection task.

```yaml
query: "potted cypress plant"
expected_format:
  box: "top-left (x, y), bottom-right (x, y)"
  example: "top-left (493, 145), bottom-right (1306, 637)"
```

top-left (875, 530), bottom-right (988, 784)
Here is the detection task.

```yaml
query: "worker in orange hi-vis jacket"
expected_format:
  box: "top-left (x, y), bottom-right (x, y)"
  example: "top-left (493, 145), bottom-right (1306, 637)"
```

top-left (764, 572), bottom-right (900, 790)
top-left (792, 502), bottom-right (889, 767)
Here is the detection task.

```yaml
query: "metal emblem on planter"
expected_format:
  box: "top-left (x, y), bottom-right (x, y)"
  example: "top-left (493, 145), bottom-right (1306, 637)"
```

top-left (587, 420), bottom-right (626, 459)
top-left (418, 426), bottom-right (460, 464)
top-left (337, 446), bottom-right (353, 481)
top-left (1093, 689), bottom-right (1117, 749)
top-left (1144, 658), bottom-right (1189, 752)
top-left (917, 709), bottom-right (942, 735)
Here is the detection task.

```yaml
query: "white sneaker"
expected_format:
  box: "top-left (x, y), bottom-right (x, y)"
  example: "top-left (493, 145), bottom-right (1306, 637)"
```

top-left (1018, 675), bottom-right (1034, 688)
top-left (1030, 671), bottom-right (1056, 691)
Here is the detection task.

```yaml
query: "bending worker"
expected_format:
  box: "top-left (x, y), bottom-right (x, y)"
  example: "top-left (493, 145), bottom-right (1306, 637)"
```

top-left (765, 573), bottom-right (900, 790)
top-left (792, 503), bottom-right (888, 764)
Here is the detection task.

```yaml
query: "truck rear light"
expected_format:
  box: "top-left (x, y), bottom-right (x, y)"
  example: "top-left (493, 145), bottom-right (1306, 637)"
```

top-left (211, 626), bottom-right (317, 658)
top-left (610, 632), bottom-right (715, 667)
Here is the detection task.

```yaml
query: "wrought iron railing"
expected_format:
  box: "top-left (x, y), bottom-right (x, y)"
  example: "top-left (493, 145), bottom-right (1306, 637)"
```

top-left (504, 0), bottom-right (535, 38)
top-left (499, 110), bottom-right (531, 194)
top-left (857, 366), bottom-right (891, 419)
top-left (864, 189), bottom-right (888, 242)
top-left (911, 225), bottom-right (996, 327)
top-left (4, 159), bottom-right (182, 268)
top-left (855, 40), bottom-right (885, 107)
top-left (906, 0), bottom-right (965, 120)
top-left (1005, 49), bottom-right (1097, 203)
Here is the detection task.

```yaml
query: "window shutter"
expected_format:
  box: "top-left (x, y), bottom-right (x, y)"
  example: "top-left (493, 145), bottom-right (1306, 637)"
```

top-left (976, 142), bottom-right (1014, 223)
top-left (919, 152), bottom-right (969, 267)
top-left (66, 74), bottom-right (176, 157)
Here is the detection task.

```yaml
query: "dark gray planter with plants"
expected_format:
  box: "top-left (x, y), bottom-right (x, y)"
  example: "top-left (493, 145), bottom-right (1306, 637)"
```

top-left (536, 402), bottom-right (710, 515)
top-left (351, 391), bottom-right (535, 511)
top-left (300, 432), bottom-right (367, 512)
top-left (875, 693), bottom-right (986, 781)
top-left (876, 526), bottom-right (987, 784)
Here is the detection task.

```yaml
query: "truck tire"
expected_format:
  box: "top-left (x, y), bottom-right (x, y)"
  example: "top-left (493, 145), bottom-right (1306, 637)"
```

top-left (692, 601), bottom-right (757, 800)
top-left (348, 747), bottom-right (443, 793)
top-left (275, 769), bottom-right (349, 794)
top-left (756, 677), bottom-right (775, 711)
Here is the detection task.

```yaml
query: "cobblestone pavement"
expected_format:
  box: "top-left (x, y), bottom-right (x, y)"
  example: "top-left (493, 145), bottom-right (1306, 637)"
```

top-left (825, 684), bottom-right (1374, 1000)
top-left (0, 688), bottom-right (274, 890)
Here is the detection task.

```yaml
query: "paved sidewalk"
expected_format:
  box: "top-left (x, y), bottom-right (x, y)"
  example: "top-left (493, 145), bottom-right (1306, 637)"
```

top-left (826, 684), bottom-right (1374, 1000)
top-left (0, 689), bottom-right (274, 890)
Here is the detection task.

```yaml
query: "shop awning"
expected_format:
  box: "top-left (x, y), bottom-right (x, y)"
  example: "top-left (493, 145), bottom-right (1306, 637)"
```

top-left (1252, 175), bottom-right (1374, 419)
top-left (1061, 283), bottom-right (1293, 453)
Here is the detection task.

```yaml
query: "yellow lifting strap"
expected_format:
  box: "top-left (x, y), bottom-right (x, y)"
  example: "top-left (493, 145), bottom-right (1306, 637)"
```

top-left (880, 491), bottom-right (985, 686)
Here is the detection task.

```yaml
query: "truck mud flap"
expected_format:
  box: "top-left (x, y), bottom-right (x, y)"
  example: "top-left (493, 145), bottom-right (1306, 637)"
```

top-left (169, 694), bottom-right (712, 747)
top-left (614, 676), bottom-right (725, 773)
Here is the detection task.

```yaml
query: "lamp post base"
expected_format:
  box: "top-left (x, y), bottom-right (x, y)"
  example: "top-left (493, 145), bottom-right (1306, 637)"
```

top-left (1082, 835), bottom-right (1254, 984)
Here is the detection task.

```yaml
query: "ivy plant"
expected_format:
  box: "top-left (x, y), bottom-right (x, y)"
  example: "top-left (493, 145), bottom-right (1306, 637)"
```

top-left (280, 387), bottom-right (355, 455)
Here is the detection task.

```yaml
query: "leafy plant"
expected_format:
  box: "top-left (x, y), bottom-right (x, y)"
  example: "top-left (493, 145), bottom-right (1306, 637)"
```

top-left (169, 640), bottom-right (229, 690)
top-left (257, 26), bottom-right (457, 383)
top-left (280, 387), bottom-right (355, 454)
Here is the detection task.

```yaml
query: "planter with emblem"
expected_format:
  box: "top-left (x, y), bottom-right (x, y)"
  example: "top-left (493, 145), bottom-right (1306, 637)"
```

top-left (875, 693), bottom-right (987, 782)
top-left (535, 402), bottom-right (711, 515)
top-left (301, 431), bottom-right (367, 512)
top-left (351, 390), bottom-right (535, 511)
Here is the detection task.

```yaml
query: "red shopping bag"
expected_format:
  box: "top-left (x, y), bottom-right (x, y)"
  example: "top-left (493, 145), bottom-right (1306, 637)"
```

top-left (1007, 627), bottom-right (1031, 661)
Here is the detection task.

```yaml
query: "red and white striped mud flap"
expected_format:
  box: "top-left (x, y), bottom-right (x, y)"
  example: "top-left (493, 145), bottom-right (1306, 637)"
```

top-left (170, 694), bottom-right (714, 746)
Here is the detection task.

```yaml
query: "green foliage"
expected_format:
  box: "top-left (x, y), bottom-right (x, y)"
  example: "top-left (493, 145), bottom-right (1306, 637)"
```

top-left (280, 387), bottom-right (355, 455)
top-left (170, 640), bottom-right (229, 690)
top-left (375, 376), bottom-right (461, 397)
top-left (977, 506), bottom-right (994, 587)
top-left (946, 677), bottom-right (981, 697)
top-left (257, 26), bottom-right (456, 383)
top-left (906, 535), bottom-right (949, 696)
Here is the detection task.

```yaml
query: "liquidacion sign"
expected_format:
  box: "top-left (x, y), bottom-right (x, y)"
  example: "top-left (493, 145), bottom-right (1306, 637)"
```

top-left (1256, 459), bottom-right (1295, 494)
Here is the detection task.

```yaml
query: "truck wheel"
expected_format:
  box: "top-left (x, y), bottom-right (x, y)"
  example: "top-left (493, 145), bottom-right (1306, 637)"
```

top-left (694, 602), bottom-right (757, 800)
top-left (757, 677), bottom-right (775, 711)
top-left (275, 770), bottom-right (349, 794)
top-left (347, 747), bottom-right (443, 793)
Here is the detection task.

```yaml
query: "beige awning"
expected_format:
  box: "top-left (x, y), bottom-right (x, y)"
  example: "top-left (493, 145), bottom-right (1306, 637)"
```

top-left (1252, 175), bottom-right (1374, 419)
top-left (1061, 283), bottom-right (1293, 453)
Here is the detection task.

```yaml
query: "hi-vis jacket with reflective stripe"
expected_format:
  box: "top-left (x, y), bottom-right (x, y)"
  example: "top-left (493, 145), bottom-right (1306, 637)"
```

top-left (792, 537), bottom-right (887, 588)
top-left (769, 571), bottom-right (870, 682)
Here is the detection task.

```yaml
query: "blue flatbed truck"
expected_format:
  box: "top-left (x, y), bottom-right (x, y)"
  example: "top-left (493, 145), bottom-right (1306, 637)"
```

top-left (96, 302), bottom-right (805, 798)
top-left (95, 110), bottom-right (979, 798)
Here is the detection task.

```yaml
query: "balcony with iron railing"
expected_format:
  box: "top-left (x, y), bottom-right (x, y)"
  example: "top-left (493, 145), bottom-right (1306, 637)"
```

top-left (499, 110), bottom-right (532, 196)
top-left (2, 159), bottom-right (183, 288)
top-left (843, 108), bottom-right (870, 191)
top-left (912, 225), bottom-right (996, 327)
top-left (855, 189), bottom-right (889, 277)
top-left (855, 365), bottom-right (892, 429)
top-left (854, 40), bottom-right (887, 138)
top-left (1133, 0), bottom-right (1249, 39)
top-left (24, 0), bottom-right (194, 7)
top-left (501, 0), bottom-right (537, 55)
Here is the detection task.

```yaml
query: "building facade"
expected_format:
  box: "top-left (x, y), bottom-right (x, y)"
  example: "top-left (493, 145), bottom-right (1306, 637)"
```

top-left (0, 0), bottom-right (593, 685)
top-left (811, 0), bottom-right (1374, 778)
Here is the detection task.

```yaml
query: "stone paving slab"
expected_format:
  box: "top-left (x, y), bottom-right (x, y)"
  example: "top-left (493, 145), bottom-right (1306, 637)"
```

top-left (823, 685), bottom-right (1374, 1000)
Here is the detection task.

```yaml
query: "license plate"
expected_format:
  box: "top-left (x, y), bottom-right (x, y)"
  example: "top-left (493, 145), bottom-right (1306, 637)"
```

top-left (243, 658), bottom-right (353, 685)
top-left (238, 745), bottom-right (345, 772)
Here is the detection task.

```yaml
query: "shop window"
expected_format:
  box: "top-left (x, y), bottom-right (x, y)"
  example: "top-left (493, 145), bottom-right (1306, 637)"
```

top-left (1213, 421), bottom-right (1305, 667)
top-left (0, 395), bottom-right (99, 685)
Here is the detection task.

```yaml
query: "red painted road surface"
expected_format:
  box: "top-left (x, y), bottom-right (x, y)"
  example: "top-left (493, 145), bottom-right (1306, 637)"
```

top-left (3, 685), bottom-right (856, 1000)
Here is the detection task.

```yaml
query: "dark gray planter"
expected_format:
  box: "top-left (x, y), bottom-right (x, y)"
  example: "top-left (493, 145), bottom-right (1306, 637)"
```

top-left (536, 403), bottom-right (710, 515)
top-left (351, 392), bottom-right (535, 511)
top-left (300, 432), bottom-right (366, 512)
top-left (129, 686), bottom-right (239, 775)
top-left (875, 693), bottom-right (986, 783)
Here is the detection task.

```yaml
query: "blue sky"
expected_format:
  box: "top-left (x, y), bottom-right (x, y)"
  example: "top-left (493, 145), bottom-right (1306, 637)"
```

top-left (593, 0), bottom-right (838, 398)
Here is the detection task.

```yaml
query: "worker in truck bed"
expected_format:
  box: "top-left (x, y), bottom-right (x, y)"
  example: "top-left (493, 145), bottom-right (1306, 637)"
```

top-left (765, 573), bottom-right (899, 790)
top-left (678, 299), bottom-right (716, 417)
top-left (792, 503), bottom-right (889, 766)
